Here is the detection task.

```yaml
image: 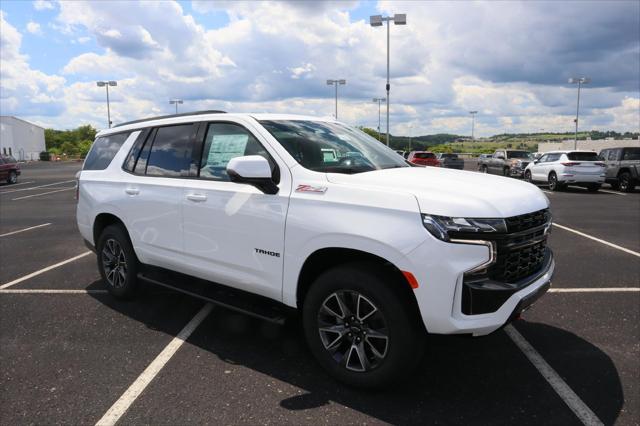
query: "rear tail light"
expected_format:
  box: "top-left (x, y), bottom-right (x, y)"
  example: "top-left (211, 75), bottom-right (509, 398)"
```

top-left (561, 162), bottom-right (580, 166)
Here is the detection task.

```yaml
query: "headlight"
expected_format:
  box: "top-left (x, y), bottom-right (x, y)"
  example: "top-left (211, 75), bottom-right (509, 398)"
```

top-left (421, 214), bottom-right (507, 241)
top-left (511, 159), bottom-right (523, 169)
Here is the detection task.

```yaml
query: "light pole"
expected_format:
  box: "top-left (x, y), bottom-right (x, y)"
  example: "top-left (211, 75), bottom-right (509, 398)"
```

top-left (469, 111), bottom-right (478, 140)
top-left (372, 97), bottom-right (386, 142)
top-left (169, 99), bottom-right (183, 114)
top-left (370, 13), bottom-right (407, 146)
top-left (96, 80), bottom-right (117, 128)
top-left (327, 79), bottom-right (346, 119)
top-left (568, 77), bottom-right (590, 149)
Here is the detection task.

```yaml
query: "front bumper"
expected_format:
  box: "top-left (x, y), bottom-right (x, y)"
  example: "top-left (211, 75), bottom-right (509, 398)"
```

top-left (510, 167), bottom-right (525, 177)
top-left (405, 238), bottom-right (554, 337)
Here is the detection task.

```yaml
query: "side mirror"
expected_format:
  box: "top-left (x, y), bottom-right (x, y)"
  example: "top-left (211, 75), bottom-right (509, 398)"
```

top-left (533, 160), bottom-right (539, 164)
top-left (496, 155), bottom-right (505, 160)
top-left (226, 155), bottom-right (278, 195)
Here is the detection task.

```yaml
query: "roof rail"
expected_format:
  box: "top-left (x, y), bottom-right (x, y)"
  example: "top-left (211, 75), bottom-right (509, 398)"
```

top-left (112, 110), bottom-right (226, 128)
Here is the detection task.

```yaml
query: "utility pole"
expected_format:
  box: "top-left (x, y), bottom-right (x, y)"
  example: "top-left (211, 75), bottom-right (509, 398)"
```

top-left (326, 79), bottom-right (346, 119)
top-left (372, 97), bottom-right (386, 142)
top-left (469, 111), bottom-right (478, 140)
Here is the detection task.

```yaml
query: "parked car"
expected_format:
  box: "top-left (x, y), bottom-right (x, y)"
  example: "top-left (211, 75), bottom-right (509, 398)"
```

top-left (524, 150), bottom-right (605, 192)
top-left (77, 111), bottom-right (553, 388)
top-left (598, 147), bottom-right (639, 192)
top-left (394, 150), bottom-right (406, 158)
top-left (531, 152), bottom-right (543, 160)
top-left (478, 150), bottom-right (532, 177)
top-left (407, 151), bottom-right (440, 167)
top-left (477, 153), bottom-right (492, 162)
top-left (436, 153), bottom-right (464, 170)
top-left (0, 155), bottom-right (21, 184)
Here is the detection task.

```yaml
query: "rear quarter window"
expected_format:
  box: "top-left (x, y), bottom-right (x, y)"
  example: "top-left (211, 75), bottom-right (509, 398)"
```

top-left (623, 148), bottom-right (640, 160)
top-left (84, 132), bottom-right (131, 170)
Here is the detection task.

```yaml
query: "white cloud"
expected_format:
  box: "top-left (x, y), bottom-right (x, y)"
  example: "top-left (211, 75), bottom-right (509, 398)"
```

top-left (26, 21), bottom-right (42, 35)
top-left (33, 0), bottom-right (54, 11)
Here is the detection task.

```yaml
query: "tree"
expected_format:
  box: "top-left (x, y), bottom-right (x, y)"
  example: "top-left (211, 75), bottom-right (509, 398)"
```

top-left (45, 125), bottom-right (97, 158)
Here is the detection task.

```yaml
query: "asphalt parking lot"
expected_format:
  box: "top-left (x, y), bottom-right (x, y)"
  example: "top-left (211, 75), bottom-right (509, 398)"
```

top-left (1, 161), bottom-right (638, 425)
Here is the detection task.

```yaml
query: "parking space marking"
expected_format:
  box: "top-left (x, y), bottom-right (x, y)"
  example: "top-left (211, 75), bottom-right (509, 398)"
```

top-left (541, 190), bottom-right (554, 194)
top-left (553, 223), bottom-right (640, 258)
top-left (0, 180), bottom-right (35, 189)
top-left (0, 223), bottom-right (51, 238)
top-left (0, 289), bottom-right (108, 294)
top-left (598, 189), bottom-right (626, 196)
top-left (0, 251), bottom-right (92, 290)
top-left (505, 325), bottom-right (603, 426)
top-left (11, 187), bottom-right (75, 201)
top-left (95, 303), bottom-right (214, 426)
top-left (0, 179), bottom-right (75, 194)
top-left (549, 287), bottom-right (640, 293)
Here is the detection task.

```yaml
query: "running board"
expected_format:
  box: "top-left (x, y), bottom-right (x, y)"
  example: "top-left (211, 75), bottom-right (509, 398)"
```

top-left (137, 268), bottom-right (289, 325)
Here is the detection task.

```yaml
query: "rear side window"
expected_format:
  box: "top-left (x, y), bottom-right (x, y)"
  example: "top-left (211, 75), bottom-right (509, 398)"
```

top-left (145, 125), bottom-right (194, 177)
top-left (607, 150), bottom-right (618, 161)
top-left (547, 153), bottom-right (561, 162)
top-left (84, 132), bottom-right (130, 170)
top-left (623, 148), bottom-right (640, 160)
top-left (567, 152), bottom-right (599, 161)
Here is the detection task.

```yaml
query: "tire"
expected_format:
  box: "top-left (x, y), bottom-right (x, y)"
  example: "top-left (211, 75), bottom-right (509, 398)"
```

top-left (618, 172), bottom-right (635, 193)
top-left (503, 167), bottom-right (510, 177)
top-left (524, 170), bottom-right (532, 183)
top-left (480, 165), bottom-right (488, 173)
top-left (7, 171), bottom-right (17, 184)
top-left (609, 181), bottom-right (620, 190)
top-left (587, 183), bottom-right (600, 192)
top-left (302, 262), bottom-right (425, 388)
top-left (548, 172), bottom-right (563, 191)
top-left (96, 224), bottom-right (139, 299)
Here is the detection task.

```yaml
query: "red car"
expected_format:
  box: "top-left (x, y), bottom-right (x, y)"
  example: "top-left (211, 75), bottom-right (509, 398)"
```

top-left (0, 155), bottom-right (21, 184)
top-left (407, 151), bottom-right (440, 167)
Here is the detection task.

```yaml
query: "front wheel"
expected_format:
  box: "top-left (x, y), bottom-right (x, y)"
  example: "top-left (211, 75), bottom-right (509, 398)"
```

top-left (7, 171), bottom-right (17, 184)
top-left (302, 263), bottom-right (424, 388)
top-left (479, 165), bottom-right (488, 173)
top-left (524, 170), bottom-right (532, 183)
top-left (96, 224), bottom-right (139, 299)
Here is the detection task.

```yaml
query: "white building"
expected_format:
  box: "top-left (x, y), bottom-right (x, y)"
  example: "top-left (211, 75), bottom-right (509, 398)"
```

top-left (538, 138), bottom-right (640, 153)
top-left (0, 116), bottom-right (46, 161)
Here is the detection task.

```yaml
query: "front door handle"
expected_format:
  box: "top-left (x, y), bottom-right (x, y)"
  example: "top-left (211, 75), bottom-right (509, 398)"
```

top-left (186, 193), bottom-right (207, 202)
top-left (125, 187), bottom-right (139, 195)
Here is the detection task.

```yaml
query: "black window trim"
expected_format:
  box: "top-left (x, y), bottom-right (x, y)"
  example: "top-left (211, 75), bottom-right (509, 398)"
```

top-left (191, 120), bottom-right (281, 184)
top-left (122, 123), bottom-right (199, 179)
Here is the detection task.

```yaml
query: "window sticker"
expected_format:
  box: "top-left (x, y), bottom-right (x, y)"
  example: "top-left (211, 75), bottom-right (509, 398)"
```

top-left (206, 134), bottom-right (249, 166)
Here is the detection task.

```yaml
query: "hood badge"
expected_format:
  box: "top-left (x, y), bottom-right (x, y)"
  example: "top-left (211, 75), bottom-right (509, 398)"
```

top-left (296, 184), bottom-right (327, 194)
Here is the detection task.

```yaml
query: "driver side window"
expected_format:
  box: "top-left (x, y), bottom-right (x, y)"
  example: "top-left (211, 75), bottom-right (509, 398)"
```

top-left (538, 154), bottom-right (548, 163)
top-left (198, 123), bottom-right (279, 182)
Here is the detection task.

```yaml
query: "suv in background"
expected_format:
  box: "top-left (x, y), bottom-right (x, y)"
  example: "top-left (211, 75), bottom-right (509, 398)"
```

top-left (77, 111), bottom-right (554, 388)
top-left (598, 147), bottom-right (640, 192)
top-left (0, 155), bottom-right (21, 184)
top-left (524, 150), bottom-right (606, 192)
top-left (407, 151), bottom-right (440, 167)
top-left (436, 153), bottom-right (464, 170)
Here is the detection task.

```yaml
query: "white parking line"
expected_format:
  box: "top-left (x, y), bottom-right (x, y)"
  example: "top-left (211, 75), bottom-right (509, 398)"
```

top-left (11, 187), bottom-right (75, 201)
top-left (95, 303), bottom-right (214, 426)
top-left (549, 287), bottom-right (639, 293)
top-left (598, 189), bottom-right (625, 196)
top-left (0, 251), bottom-right (92, 290)
top-left (541, 190), bottom-right (554, 194)
top-left (553, 223), bottom-right (640, 258)
top-left (0, 180), bottom-right (35, 189)
top-left (0, 180), bottom-right (75, 194)
top-left (505, 325), bottom-right (603, 426)
top-left (0, 289), bottom-right (108, 294)
top-left (0, 223), bottom-right (51, 238)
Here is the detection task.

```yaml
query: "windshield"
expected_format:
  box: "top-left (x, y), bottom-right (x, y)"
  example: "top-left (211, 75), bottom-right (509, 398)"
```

top-left (507, 151), bottom-right (531, 159)
top-left (259, 120), bottom-right (408, 174)
top-left (414, 152), bottom-right (435, 159)
top-left (567, 152), bottom-right (599, 161)
top-left (440, 153), bottom-right (458, 159)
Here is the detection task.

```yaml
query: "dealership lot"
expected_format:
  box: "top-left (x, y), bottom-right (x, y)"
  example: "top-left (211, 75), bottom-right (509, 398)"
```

top-left (1, 162), bottom-right (638, 425)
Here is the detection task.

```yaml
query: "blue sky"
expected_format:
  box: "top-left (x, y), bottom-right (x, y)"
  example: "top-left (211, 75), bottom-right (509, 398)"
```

top-left (1, 0), bottom-right (638, 136)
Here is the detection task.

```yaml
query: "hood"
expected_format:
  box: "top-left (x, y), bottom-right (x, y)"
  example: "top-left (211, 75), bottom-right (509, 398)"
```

top-left (326, 167), bottom-right (549, 218)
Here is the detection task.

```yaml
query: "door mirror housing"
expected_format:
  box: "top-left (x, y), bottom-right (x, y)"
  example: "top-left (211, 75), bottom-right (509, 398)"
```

top-left (533, 160), bottom-right (539, 164)
top-left (496, 154), bottom-right (505, 160)
top-left (226, 155), bottom-right (279, 194)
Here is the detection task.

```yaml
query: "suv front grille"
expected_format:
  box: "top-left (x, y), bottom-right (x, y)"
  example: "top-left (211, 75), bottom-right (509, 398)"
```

top-left (505, 208), bottom-right (550, 233)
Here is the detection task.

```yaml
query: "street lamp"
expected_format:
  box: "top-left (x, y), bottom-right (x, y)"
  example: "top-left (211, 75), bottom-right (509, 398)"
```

top-left (370, 13), bottom-right (407, 146)
top-left (327, 79), bottom-right (346, 119)
top-left (568, 77), bottom-right (590, 149)
top-left (372, 97), bottom-right (386, 142)
top-left (96, 80), bottom-right (117, 128)
top-left (469, 111), bottom-right (478, 140)
top-left (169, 98), bottom-right (183, 114)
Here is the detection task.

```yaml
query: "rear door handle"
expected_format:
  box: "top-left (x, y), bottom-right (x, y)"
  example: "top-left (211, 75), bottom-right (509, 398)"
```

top-left (125, 187), bottom-right (139, 195)
top-left (186, 193), bottom-right (207, 202)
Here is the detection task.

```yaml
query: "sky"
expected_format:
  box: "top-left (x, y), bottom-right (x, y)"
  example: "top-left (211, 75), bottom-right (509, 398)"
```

top-left (0, 0), bottom-right (639, 137)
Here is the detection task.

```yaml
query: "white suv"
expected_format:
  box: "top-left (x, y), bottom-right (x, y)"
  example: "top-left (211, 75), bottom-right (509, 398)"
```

top-left (524, 150), bottom-right (606, 192)
top-left (77, 111), bottom-right (554, 387)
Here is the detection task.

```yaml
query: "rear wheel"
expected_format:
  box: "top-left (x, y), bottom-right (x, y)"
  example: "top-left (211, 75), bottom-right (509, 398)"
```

top-left (618, 172), bottom-right (635, 192)
top-left (7, 171), bottom-right (17, 184)
top-left (480, 165), bottom-right (488, 173)
top-left (302, 263), bottom-right (424, 388)
top-left (524, 170), bottom-right (532, 183)
top-left (548, 172), bottom-right (563, 191)
top-left (96, 224), bottom-right (139, 299)
top-left (503, 167), bottom-right (510, 177)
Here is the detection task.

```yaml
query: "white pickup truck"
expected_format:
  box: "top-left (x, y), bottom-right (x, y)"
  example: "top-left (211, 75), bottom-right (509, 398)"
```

top-left (77, 111), bottom-right (554, 387)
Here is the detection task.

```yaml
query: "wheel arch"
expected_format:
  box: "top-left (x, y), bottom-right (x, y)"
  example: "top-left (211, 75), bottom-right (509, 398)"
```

top-left (93, 213), bottom-right (132, 249)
